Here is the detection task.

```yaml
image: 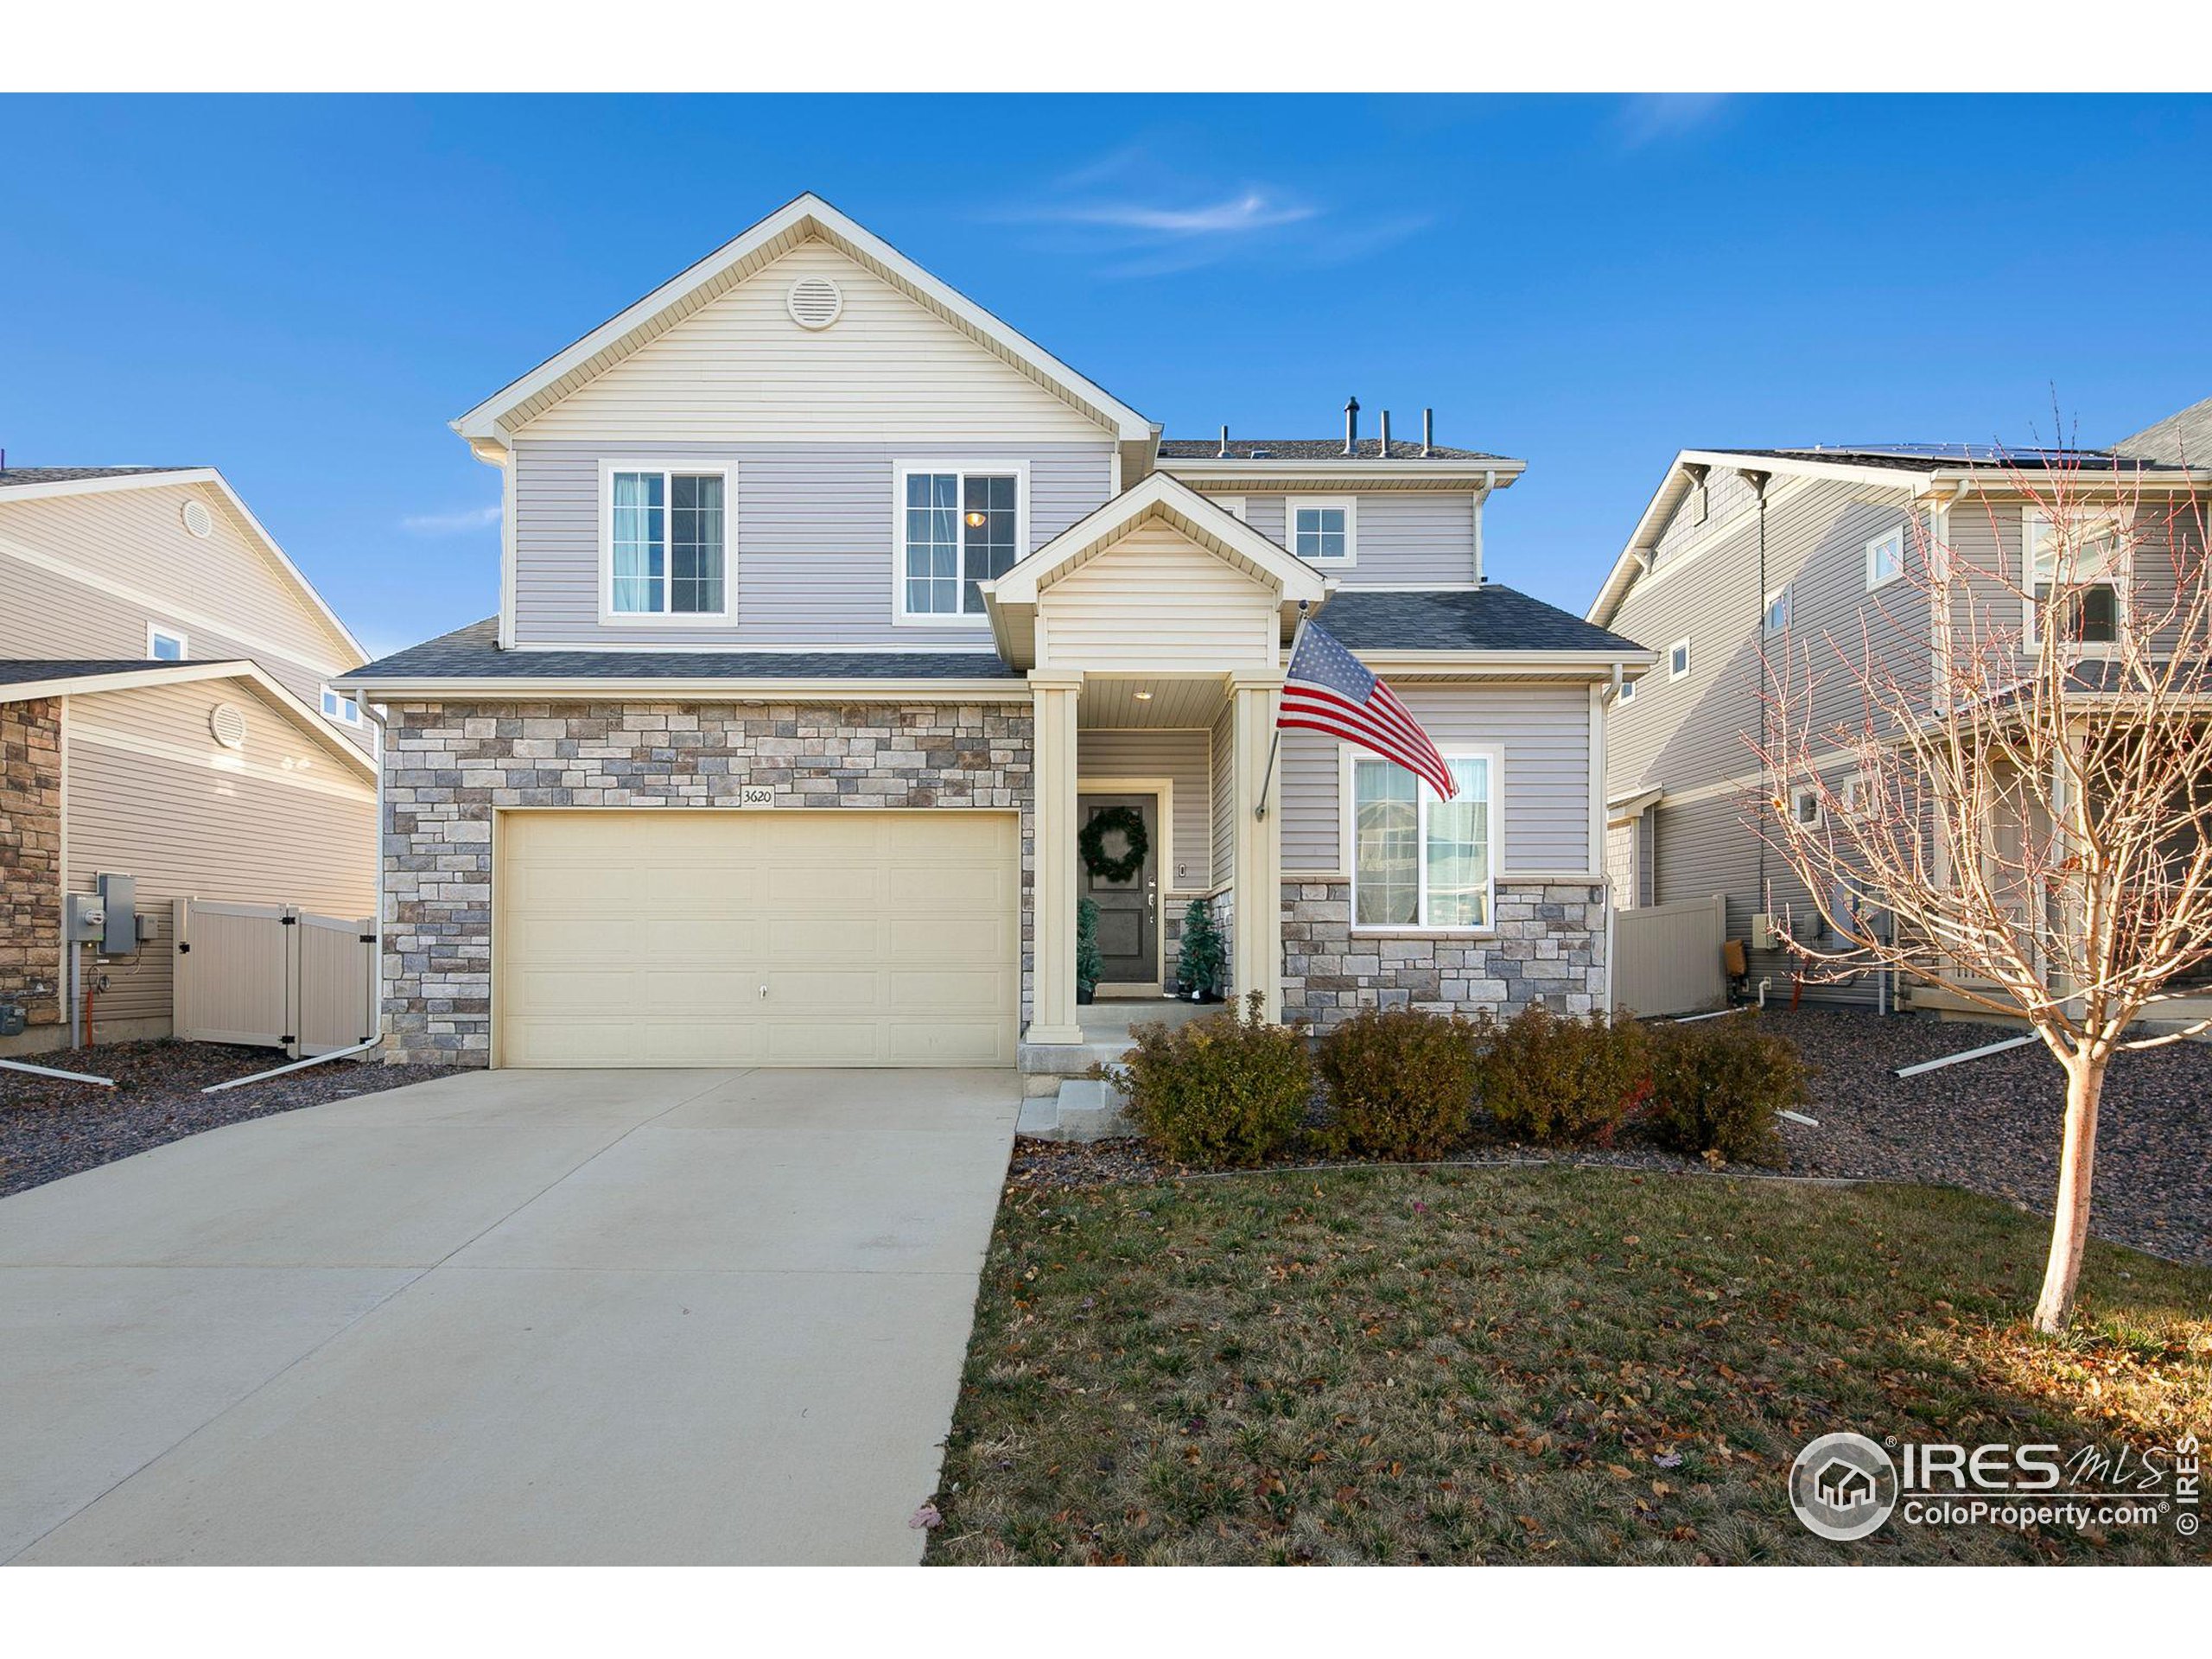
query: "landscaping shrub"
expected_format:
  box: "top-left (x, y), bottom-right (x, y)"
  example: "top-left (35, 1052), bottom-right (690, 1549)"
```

top-left (1647, 1014), bottom-right (1804, 1166)
top-left (1315, 1007), bottom-right (1479, 1160)
top-left (1475, 1003), bottom-right (1652, 1147)
top-left (1116, 992), bottom-right (1313, 1167)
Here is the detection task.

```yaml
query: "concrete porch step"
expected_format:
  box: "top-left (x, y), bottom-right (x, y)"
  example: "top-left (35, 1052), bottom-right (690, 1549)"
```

top-left (1014, 1076), bottom-right (1136, 1142)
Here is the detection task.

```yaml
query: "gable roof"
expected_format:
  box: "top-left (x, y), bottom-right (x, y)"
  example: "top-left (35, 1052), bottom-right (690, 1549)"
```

top-left (1316, 587), bottom-right (1649, 659)
top-left (453, 193), bottom-right (1158, 457)
top-left (0, 467), bottom-right (367, 664)
top-left (2113, 395), bottom-right (2212, 467)
top-left (0, 658), bottom-right (378, 779)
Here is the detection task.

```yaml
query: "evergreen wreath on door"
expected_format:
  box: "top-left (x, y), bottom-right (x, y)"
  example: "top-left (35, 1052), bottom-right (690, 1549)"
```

top-left (1077, 804), bottom-right (1150, 884)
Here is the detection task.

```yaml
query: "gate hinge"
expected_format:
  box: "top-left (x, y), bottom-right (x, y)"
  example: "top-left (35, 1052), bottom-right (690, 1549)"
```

top-left (359, 932), bottom-right (376, 944)
top-left (280, 915), bottom-right (298, 926)
top-left (177, 942), bottom-right (190, 955)
top-left (280, 1034), bottom-right (296, 1044)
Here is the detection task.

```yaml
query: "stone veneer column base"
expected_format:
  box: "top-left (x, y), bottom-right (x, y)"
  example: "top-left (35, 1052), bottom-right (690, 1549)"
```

top-left (1280, 878), bottom-right (1608, 1033)
top-left (0, 697), bottom-right (64, 1037)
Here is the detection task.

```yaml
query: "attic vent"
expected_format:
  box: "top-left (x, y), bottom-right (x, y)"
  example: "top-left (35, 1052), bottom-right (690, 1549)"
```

top-left (181, 499), bottom-right (214, 538)
top-left (209, 702), bottom-right (247, 751)
top-left (786, 276), bottom-right (843, 331)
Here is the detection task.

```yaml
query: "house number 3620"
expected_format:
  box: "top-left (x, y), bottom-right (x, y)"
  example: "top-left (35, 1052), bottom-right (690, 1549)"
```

top-left (738, 785), bottom-right (777, 808)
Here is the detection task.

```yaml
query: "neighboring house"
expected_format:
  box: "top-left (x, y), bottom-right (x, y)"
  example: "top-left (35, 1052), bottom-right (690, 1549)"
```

top-left (341, 192), bottom-right (1651, 1071)
top-left (0, 466), bottom-right (377, 1054)
top-left (1588, 400), bottom-right (2212, 1011)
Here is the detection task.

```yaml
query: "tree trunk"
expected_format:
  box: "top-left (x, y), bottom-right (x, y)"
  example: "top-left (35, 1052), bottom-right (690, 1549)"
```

top-left (2032, 1054), bottom-right (2105, 1334)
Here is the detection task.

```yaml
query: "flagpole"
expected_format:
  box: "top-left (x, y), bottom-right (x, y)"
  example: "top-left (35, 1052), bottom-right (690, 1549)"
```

top-left (1255, 602), bottom-right (1310, 820)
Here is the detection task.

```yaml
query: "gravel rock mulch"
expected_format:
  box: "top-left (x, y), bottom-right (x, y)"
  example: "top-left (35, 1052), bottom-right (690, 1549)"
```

top-left (0, 1040), bottom-right (460, 1200)
top-left (1011, 1009), bottom-right (2210, 1268)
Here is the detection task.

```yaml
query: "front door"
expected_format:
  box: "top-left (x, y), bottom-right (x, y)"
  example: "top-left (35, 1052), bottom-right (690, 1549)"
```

top-left (1078, 793), bottom-right (1158, 988)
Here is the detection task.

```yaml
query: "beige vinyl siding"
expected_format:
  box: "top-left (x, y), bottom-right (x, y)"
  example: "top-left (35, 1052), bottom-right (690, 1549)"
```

top-left (1211, 700), bottom-right (1235, 892)
top-left (1037, 522), bottom-right (1278, 673)
top-left (62, 679), bottom-right (377, 1034)
top-left (513, 241), bottom-right (1111, 445)
top-left (1281, 683), bottom-right (1594, 875)
top-left (1199, 491), bottom-right (1479, 587)
top-left (0, 480), bottom-right (370, 755)
top-left (1077, 728), bottom-right (1212, 893)
top-left (510, 439), bottom-right (1110, 648)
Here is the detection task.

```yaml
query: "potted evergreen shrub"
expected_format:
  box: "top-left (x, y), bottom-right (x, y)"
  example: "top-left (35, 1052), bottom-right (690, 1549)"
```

top-left (1177, 897), bottom-right (1226, 1002)
top-left (1076, 895), bottom-right (1102, 1005)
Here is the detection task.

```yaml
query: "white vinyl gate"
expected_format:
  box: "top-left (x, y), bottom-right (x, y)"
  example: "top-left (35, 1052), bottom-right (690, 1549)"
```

top-left (1611, 893), bottom-right (1730, 1019)
top-left (172, 899), bottom-right (378, 1058)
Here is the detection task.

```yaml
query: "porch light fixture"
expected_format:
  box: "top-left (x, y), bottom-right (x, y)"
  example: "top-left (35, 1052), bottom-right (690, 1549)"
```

top-left (1133, 689), bottom-right (1154, 701)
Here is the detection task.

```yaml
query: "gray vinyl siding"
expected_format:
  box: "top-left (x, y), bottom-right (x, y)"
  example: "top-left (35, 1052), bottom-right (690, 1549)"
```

top-left (1077, 728), bottom-right (1213, 893)
top-left (509, 440), bottom-right (1114, 648)
top-left (1196, 491), bottom-right (1480, 588)
top-left (1281, 683), bottom-right (1594, 875)
top-left (0, 482), bottom-right (372, 756)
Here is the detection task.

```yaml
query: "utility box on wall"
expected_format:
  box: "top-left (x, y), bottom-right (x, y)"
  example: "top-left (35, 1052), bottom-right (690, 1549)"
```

top-left (96, 873), bottom-right (138, 954)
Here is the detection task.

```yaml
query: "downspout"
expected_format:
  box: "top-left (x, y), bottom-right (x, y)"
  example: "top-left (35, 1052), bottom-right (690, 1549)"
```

top-left (1748, 471), bottom-right (1772, 916)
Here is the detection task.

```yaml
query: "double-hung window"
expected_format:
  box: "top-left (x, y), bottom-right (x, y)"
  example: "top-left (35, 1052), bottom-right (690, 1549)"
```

top-left (2024, 509), bottom-right (2121, 650)
top-left (1351, 753), bottom-right (1496, 930)
top-left (897, 463), bottom-right (1026, 620)
top-left (1287, 498), bottom-right (1356, 566)
top-left (603, 464), bottom-right (729, 620)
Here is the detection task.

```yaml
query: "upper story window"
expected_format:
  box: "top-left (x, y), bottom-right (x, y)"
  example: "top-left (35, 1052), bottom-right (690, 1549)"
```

top-left (896, 462), bottom-right (1027, 621)
top-left (1866, 525), bottom-right (1904, 590)
top-left (601, 464), bottom-right (729, 622)
top-left (1764, 587), bottom-right (1792, 635)
top-left (1618, 677), bottom-right (1637, 705)
top-left (2024, 508), bottom-right (2122, 650)
top-left (1287, 497), bottom-right (1357, 565)
top-left (1351, 753), bottom-right (1496, 931)
top-left (146, 624), bottom-right (188, 662)
top-left (1211, 496), bottom-right (1249, 523)
top-left (321, 684), bottom-right (362, 726)
top-left (1669, 639), bottom-right (1692, 681)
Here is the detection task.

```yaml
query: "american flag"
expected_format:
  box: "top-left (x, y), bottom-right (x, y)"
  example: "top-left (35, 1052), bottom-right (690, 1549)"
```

top-left (1278, 620), bottom-right (1459, 800)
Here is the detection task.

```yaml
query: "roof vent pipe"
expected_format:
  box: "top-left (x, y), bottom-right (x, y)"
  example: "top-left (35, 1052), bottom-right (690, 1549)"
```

top-left (1218, 423), bottom-right (1230, 459)
top-left (1421, 408), bottom-right (1433, 457)
top-left (1344, 396), bottom-right (1360, 456)
top-left (1379, 410), bottom-right (1392, 459)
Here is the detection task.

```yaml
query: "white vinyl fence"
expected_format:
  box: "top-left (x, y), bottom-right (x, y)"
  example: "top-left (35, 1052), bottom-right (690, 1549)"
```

top-left (173, 899), bottom-right (378, 1058)
top-left (1611, 893), bottom-right (1730, 1019)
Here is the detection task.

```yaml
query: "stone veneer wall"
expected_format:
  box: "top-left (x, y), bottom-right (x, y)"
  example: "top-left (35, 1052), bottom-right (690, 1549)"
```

top-left (1281, 879), bottom-right (1608, 1033)
top-left (382, 700), bottom-right (1034, 1065)
top-left (0, 697), bottom-right (64, 1036)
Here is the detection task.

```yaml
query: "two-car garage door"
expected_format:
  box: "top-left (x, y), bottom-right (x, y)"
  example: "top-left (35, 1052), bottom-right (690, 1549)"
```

top-left (495, 810), bottom-right (1019, 1068)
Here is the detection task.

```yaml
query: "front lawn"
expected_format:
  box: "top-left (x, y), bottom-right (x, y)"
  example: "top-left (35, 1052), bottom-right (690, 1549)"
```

top-left (926, 1166), bottom-right (2209, 1564)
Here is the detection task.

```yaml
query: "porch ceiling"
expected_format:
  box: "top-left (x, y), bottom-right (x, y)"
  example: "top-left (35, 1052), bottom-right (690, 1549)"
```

top-left (1077, 677), bottom-right (1225, 728)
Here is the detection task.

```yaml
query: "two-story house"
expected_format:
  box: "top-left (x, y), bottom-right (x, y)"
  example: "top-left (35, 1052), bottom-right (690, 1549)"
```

top-left (342, 194), bottom-right (1651, 1073)
top-left (0, 466), bottom-right (377, 1055)
top-left (1589, 400), bottom-right (2212, 1013)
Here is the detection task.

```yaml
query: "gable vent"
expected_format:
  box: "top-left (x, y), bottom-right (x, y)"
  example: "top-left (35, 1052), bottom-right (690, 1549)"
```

top-left (786, 276), bottom-right (844, 331)
top-left (181, 499), bottom-right (214, 538)
top-left (209, 702), bottom-right (247, 750)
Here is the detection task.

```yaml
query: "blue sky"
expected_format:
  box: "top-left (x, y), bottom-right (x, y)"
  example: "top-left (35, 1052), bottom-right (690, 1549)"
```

top-left (3, 93), bottom-right (2208, 658)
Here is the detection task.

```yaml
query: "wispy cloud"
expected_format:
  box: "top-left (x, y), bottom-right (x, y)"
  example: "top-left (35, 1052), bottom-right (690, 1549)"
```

top-left (1615, 93), bottom-right (1733, 149)
top-left (995, 152), bottom-right (1431, 281)
top-left (402, 503), bottom-right (501, 535)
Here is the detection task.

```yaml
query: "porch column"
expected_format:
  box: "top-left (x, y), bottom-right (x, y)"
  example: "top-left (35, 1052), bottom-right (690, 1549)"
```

top-left (1027, 670), bottom-right (1085, 1045)
top-left (1229, 671), bottom-right (1287, 1023)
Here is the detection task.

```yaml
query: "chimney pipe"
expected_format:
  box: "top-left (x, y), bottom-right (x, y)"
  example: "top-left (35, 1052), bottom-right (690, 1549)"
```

top-left (1379, 410), bottom-right (1392, 459)
top-left (1344, 396), bottom-right (1360, 456)
top-left (1421, 408), bottom-right (1433, 458)
top-left (1218, 423), bottom-right (1230, 459)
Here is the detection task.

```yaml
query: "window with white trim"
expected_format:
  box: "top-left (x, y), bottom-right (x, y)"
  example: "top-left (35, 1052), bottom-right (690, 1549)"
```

top-left (1617, 677), bottom-right (1637, 705)
top-left (146, 624), bottom-right (187, 662)
top-left (1789, 785), bottom-right (1822, 828)
top-left (321, 683), bottom-right (362, 726)
top-left (899, 467), bottom-right (1022, 617)
top-left (2024, 508), bottom-right (2121, 649)
top-left (1764, 586), bottom-right (1791, 635)
top-left (1352, 753), bottom-right (1494, 930)
top-left (1211, 495), bottom-right (1248, 522)
top-left (1669, 639), bottom-right (1691, 681)
top-left (1866, 525), bottom-right (1904, 590)
top-left (1287, 497), bottom-right (1356, 564)
top-left (604, 466), bottom-right (728, 618)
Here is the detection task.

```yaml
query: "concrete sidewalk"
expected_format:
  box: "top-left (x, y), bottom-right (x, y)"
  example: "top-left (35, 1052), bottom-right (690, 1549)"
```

top-left (0, 1065), bottom-right (1017, 1565)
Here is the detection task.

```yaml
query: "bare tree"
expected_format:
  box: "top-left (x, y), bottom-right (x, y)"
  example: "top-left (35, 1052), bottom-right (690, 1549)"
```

top-left (1751, 446), bottom-right (2212, 1332)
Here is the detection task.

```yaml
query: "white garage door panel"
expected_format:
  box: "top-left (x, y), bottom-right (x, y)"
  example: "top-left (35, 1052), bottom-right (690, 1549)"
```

top-left (497, 810), bottom-right (1019, 1068)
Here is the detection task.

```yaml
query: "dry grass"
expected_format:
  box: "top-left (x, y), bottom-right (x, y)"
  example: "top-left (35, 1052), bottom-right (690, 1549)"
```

top-left (925, 1166), bottom-right (2210, 1565)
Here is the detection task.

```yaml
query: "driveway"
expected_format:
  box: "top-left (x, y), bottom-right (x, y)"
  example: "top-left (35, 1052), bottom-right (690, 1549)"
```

top-left (0, 1065), bottom-right (1019, 1565)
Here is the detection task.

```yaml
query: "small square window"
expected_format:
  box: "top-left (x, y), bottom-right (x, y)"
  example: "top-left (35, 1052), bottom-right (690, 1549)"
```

top-left (1669, 639), bottom-right (1691, 681)
top-left (1764, 588), bottom-right (1791, 635)
top-left (1287, 498), bottom-right (1357, 565)
top-left (1618, 678), bottom-right (1637, 705)
top-left (1866, 526), bottom-right (1904, 589)
top-left (1791, 787), bottom-right (1822, 828)
top-left (147, 625), bottom-right (187, 662)
top-left (321, 684), bottom-right (362, 726)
